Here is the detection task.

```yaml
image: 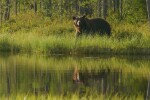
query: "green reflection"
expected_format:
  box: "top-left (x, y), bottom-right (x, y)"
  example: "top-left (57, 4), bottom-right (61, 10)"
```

top-left (0, 54), bottom-right (150, 99)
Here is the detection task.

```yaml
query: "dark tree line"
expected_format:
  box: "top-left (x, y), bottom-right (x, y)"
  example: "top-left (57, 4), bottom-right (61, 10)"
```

top-left (0, 0), bottom-right (150, 24)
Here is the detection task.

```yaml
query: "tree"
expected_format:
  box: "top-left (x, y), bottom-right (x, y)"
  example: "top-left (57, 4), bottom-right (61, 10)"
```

top-left (114, 0), bottom-right (119, 13)
top-left (44, 0), bottom-right (52, 16)
top-left (4, 0), bottom-right (10, 20)
top-left (34, 0), bottom-right (37, 14)
top-left (15, 0), bottom-right (18, 15)
top-left (101, 0), bottom-right (107, 19)
top-left (39, 0), bottom-right (43, 10)
top-left (97, 0), bottom-right (101, 17)
top-left (0, 1), bottom-right (2, 25)
top-left (146, 0), bottom-right (150, 24)
top-left (18, 0), bottom-right (20, 13)
top-left (120, 0), bottom-right (123, 19)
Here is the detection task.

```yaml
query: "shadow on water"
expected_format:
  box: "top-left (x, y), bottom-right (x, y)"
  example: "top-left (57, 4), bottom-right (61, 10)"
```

top-left (0, 54), bottom-right (150, 99)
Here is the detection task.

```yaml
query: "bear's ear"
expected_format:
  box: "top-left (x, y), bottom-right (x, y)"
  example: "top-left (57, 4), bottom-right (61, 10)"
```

top-left (73, 16), bottom-right (76, 20)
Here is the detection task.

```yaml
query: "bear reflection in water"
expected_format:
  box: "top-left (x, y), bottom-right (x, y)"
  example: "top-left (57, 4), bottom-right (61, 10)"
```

top-left (72, 66), bottom-right (111, 94)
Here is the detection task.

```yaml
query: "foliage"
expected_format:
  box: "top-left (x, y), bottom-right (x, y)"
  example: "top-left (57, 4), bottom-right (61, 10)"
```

top-left (0, 12), bottom-right (150, 55)
top-left (0, 0), bottom-right (148, 23)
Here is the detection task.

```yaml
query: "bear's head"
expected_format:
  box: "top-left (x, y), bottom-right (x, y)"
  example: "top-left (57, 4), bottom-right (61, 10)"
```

top-left (73, 15), bottom-right (88, 36)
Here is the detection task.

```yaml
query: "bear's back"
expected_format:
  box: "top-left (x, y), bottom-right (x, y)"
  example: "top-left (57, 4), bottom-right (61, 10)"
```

top-left (89, 18), bottom-right (111, 35)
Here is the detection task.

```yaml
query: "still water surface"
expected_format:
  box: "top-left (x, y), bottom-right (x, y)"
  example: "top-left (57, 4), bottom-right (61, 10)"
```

top-left (0, 54), bottom-right (150, 99)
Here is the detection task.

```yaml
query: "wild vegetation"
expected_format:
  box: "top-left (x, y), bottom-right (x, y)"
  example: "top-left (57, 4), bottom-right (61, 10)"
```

top-left (0, 12), bottom-right (150, 55)
top-left (0, 0), bottom-right (150, 55)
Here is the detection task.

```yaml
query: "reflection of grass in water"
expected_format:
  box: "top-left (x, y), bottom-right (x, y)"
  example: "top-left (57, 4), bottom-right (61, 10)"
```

top-left (0, 54), bottom-right (150, 77)
top-left (0, 55), bottom-right (148, 100)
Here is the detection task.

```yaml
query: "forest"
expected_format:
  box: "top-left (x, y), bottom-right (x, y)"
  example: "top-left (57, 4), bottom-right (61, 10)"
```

top-left (0, 0), bottom-right (150, 23)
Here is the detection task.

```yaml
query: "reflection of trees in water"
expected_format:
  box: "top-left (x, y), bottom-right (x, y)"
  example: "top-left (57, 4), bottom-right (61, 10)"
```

top-left (72, 66), bottom-right (147, 97)
top-left (146, 76), bottom-right (150, 100)
top-left (0, 66), bottom-right (148, 98)
top-left (6, 66), bottom-right (10, 97)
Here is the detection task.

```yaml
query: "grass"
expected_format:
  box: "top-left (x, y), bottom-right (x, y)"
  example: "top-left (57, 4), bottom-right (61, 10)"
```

top-left (0, 94), bottom-right (144, 100)
top-left (0, 32), bottom-right (150, 55)
top-left (0, 12), bottom-right (150, 55)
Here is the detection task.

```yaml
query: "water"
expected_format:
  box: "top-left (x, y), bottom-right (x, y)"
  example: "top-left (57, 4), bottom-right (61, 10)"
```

top-left (0, 54), bottom-right (150, 99)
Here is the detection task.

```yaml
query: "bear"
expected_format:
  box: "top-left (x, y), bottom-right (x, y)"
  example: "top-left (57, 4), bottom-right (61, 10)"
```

top-left (73, 15), bottom-right (111, 37)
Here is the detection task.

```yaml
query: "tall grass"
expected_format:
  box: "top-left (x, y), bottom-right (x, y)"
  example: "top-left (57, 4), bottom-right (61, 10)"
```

top-left (0, 12), bottom-right (150, 55)
top-left (0, 32), bottom-right (150, 55)
top-left (0, 93), bottom-right (144, 100)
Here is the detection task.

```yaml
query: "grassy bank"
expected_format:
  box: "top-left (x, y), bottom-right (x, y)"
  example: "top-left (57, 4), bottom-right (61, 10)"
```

top-left (0, 32), bottom-right (150, 55)
top-left (0, 12), bottom-right (150, 55)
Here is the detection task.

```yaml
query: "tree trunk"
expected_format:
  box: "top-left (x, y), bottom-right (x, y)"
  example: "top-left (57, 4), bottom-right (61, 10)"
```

top-left (4, 0), bottom-right (10, 20)
top-left (114, 0), bottom-right (119, 13)
top-left (60, 0), bottom-right (62, 20)
top-left (97, 0), bottom-right (101, 17)
top-left (75, 0), bottom-right (79, 15)
top-left (34, 0), bottom-right (37, 14)
top-left (0, 2), bottom-right (2, 25)
top-left (0, 13), bottom-right (2, 26)
top-left (15, 0), bottom-right (17, 15)
top-left (40, 0), bottom-right (42, 9)
top-left (109, 0), bottom-right (113, 8)
top-left (101, 0), bottom-right (107, 19)
top-left (120, 0), bottom-right (123, 19)
top-left (18, 0), bottom-right (20, 13)
top-left (146, 0), bottom-right (150, 24)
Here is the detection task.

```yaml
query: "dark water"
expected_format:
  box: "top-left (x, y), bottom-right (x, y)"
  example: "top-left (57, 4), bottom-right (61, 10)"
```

top-left (0, 54), bottom-right (150, 99)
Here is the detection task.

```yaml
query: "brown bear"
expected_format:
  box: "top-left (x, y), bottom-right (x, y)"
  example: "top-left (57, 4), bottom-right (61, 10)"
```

top-left (73, 15), bottom-right (111, 37)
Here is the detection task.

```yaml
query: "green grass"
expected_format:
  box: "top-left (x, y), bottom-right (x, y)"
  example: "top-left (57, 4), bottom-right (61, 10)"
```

top-left (0, 12), bottom-right (150, 55)
top-left (0, 94), bottom-right (144, 100)
top-left (0, 32), bottom-right (150, 55)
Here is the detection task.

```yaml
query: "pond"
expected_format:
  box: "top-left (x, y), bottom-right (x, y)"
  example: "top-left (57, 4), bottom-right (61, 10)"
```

top-left (0, 53), bottom-right (150, 99)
